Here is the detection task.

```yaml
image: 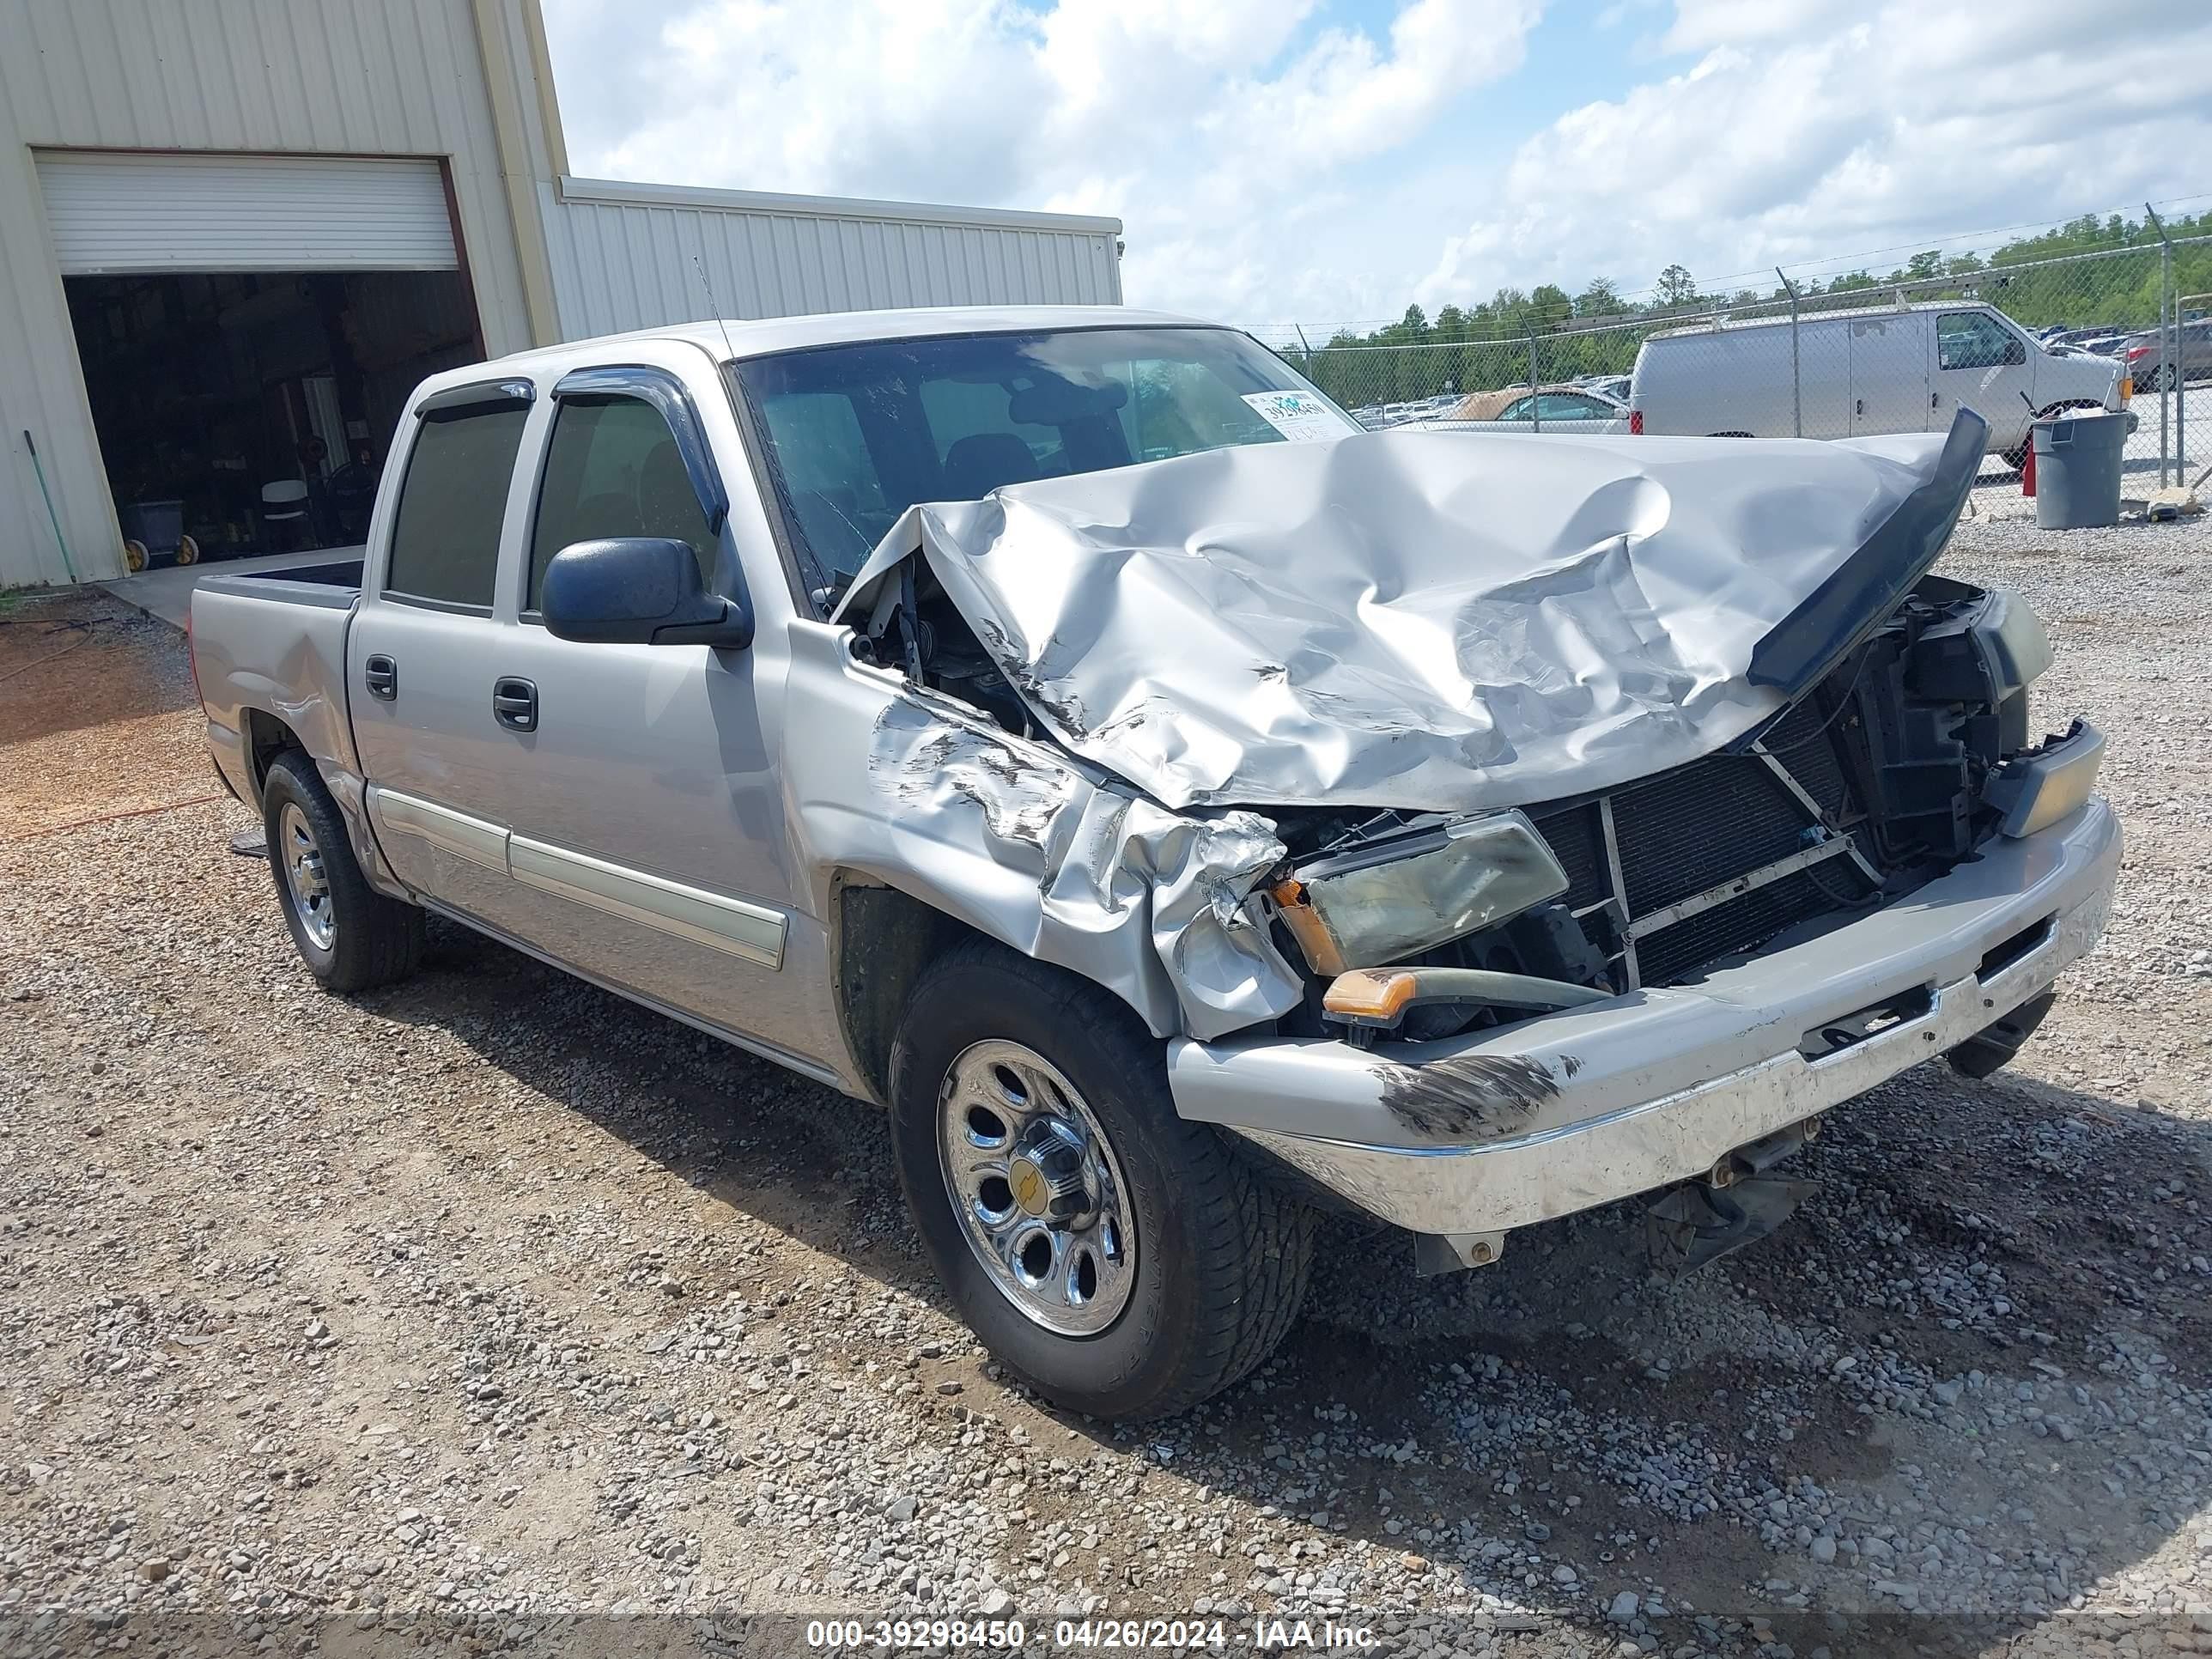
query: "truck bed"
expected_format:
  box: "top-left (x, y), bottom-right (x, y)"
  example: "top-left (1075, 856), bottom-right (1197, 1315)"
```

top-left (191, 564), bottom-right (367, 816)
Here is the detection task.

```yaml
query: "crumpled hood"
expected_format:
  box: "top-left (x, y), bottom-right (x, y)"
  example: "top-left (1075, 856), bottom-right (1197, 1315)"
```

top-left (838, 426), bottom-right (1966, 814)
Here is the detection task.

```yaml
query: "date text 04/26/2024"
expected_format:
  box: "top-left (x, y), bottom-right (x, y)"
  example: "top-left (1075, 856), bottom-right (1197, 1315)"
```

top-left (1055, 1622), bottom-right (1376, 1650)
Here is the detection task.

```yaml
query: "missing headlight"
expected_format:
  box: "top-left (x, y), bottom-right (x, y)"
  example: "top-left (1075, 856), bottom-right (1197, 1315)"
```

top-left (1271, 811), bottom-right (1571, 975)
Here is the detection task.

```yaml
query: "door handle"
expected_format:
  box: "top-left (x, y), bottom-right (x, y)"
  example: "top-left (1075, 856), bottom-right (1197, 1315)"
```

top-left (364, 654), bottom-right (398, 701)
top-left (1855, 398), bottom-right (1864, 417)
top-left (492, 676), bottom-right (538, 732)
top-left (1930, 391), bottom-right (1940, 410)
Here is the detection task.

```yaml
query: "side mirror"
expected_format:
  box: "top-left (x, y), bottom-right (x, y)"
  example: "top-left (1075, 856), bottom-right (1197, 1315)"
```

top-left (541, 538), bottom-right (753, 649)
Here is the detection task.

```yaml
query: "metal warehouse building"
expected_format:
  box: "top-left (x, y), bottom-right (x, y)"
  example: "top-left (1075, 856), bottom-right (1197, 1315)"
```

top-left (0, 0), bottom-right (1124, 588)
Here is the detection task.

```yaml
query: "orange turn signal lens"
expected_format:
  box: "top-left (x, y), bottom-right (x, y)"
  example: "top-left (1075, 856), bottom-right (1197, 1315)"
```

top-left (1322, 969), bottom-right (1420, 1022)
top-left (1271, 877), bottom-right (1348, 976)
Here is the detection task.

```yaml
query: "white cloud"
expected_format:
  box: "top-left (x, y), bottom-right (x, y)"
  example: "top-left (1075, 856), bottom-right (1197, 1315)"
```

top-left (539, 0), bottom-right (1542, 322)
top-left (541, 0), bottom-right (2212, 326)
top-left (1660, 0), bottom-right (1827, 53)
top-left (1418, 0), bottom-right (2212, 312)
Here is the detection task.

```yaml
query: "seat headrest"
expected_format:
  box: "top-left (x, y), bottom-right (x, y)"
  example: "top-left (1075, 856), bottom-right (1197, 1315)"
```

top-left (940, 433), bottom-right (1042, 501)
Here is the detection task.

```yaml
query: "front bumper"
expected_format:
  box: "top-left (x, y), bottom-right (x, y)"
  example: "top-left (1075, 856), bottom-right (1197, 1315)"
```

top-left (1167, 798), bottom-right (2119, 1237)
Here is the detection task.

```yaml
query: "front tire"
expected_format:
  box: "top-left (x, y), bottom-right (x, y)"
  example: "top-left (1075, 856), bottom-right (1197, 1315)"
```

top-left (260, 751), bottom-right (423, 993)
top-left (890, 945), bottom-right (1313, 1420)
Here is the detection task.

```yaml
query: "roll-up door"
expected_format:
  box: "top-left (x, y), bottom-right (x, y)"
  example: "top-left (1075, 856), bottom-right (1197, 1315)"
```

top-left (36, 151), bottom-right (459, 275)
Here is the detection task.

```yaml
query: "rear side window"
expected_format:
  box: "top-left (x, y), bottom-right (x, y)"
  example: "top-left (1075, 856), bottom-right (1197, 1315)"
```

top-left (385, 404), bottom-right (529, 609)
top-left (527, 397), bottom-right (717, 611)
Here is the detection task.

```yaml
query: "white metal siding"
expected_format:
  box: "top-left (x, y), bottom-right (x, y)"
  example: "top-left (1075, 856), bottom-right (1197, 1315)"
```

top-left (544, 177), bottom-right (1122, 339)
top-left (0, 0), bottom-right (538, 588)
top-left (37, 152), bottom-right (459, 274)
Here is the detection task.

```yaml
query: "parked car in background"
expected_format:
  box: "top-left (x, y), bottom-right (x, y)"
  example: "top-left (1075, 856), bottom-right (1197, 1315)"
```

top-left (186, 306), bottom-right (2116, 1423)
top-left (1630, 301), bottom-right (2132, 466)
top-left (2121, 320), bottom-right (2212, 391)
top-left (2046, 325), bottom-right (2124, 350)
top-left (1421, 383), bottom-right (1630, 432)
top-left (1577, 373), bottom-right (1632, 402)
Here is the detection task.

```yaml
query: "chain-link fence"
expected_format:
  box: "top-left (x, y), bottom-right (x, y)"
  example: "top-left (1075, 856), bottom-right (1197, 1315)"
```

top-left (1252, 232), bottom-right (2212, 488)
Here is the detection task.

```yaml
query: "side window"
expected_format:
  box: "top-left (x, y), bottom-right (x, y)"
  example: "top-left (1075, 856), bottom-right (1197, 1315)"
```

top-left (384, 403), bottom-right (529, 609)
top-left (527, 397), bottom-right (716, 612)
top-left (1498, 396), bottom-right (1534, 422)
top-left (1536, 393), bottom-right (1604, 421)
top-left (757, 390), bottom-right (894, 580)
top-left (1938, 312), bottom-right (2022, 372)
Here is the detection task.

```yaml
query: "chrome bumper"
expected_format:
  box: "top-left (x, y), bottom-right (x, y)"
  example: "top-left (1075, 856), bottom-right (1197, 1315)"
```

top-left (1167, 798), bottom-right (2120, 1237)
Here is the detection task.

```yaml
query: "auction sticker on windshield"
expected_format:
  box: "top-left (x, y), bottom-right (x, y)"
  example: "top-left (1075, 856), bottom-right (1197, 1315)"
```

top-left (1242, 390), bottom-right (1355, 441)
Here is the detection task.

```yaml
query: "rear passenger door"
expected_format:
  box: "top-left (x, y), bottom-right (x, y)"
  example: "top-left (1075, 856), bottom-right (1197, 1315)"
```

top-left (349, 380), bottom-right (537, 927)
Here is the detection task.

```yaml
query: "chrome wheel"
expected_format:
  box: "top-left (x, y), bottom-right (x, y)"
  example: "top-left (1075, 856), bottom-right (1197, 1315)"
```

top-left (937, 1039), bottom-right (1137, 1335)
top-left (278, 802), bottom-right (336, 951)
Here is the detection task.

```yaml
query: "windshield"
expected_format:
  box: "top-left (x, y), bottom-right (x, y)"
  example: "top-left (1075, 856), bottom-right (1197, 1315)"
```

top-left (727, 325), bottom-right (1357, 588)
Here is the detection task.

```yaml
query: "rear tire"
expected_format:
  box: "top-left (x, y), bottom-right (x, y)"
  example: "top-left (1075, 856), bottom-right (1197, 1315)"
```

top-left (260, 751), bottom-right (423, 994)
top-left (889, 943), bottom-right (1314, 1420)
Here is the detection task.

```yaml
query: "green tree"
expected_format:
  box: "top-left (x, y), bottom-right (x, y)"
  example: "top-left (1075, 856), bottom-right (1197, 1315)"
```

top-left (1655, 264), bottom-right (1698, 307)
top-left (1529, 283), bottom-right (1573, 327)
top-left (1574, 277), bottom-right (1623, 318)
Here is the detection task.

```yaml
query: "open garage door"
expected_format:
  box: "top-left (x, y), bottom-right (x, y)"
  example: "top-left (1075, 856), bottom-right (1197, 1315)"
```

top-left (37, 152), bottom-right (459, 275)
top-left (38, 152), bottom-right (481, 573)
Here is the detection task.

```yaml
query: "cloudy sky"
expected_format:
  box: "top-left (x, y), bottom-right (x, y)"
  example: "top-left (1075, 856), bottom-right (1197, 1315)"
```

top-left (538, 0), bottom-right (2212, 328)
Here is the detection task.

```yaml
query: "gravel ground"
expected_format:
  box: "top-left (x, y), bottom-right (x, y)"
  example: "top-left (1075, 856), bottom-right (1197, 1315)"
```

top-left (2, 505), bottom-right (2209, 1658)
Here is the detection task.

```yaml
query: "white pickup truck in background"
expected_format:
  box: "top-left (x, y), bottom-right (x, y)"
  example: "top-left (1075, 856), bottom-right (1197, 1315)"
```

top-left (190, 307), bottom-right (2119, 1421)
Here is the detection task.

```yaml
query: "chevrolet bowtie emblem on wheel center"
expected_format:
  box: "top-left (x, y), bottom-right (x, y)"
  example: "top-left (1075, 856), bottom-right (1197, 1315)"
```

top-left (1008, 1155), bottom-right (1051, 1218)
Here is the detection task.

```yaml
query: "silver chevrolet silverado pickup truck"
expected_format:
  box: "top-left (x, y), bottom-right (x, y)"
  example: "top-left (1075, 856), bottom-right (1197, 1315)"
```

top-left (191, 306), bottom-right (2119, 1421)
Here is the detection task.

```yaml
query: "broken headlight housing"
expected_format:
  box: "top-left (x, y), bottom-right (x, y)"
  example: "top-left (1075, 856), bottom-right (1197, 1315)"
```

top-left (1271, 811), bottom-right (1571, 975)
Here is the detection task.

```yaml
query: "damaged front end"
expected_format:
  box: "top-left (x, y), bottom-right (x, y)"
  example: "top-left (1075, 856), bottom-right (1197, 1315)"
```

top-left (818, 410), bottom-right (2114, 1280)
top-left (1259, 568), bottom-right (2081, 1052)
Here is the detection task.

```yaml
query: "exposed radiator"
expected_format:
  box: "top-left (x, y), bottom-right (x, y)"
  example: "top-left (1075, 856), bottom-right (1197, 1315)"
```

top-left (1529, 703), bottom-right (1879, 989)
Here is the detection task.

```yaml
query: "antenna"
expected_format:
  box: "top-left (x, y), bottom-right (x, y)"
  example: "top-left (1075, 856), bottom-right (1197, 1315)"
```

top-left (690, 255), bottom-right (738, 359)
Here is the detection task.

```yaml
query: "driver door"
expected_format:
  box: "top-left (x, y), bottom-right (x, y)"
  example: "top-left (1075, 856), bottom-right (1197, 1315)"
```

top-left (1932, 309), bottom-right (2031, 440)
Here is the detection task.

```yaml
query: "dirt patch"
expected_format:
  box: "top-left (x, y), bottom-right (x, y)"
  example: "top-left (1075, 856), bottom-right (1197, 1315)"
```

top-left (0, 591), bottom-right (215, 841)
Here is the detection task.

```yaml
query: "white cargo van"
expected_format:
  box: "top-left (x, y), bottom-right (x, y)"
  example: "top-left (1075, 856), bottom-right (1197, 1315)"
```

top-left (1628, 301), bottom-right (2130, 465)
